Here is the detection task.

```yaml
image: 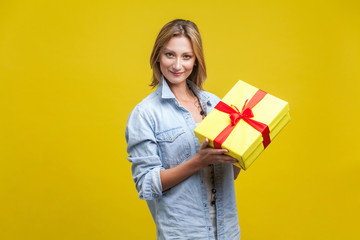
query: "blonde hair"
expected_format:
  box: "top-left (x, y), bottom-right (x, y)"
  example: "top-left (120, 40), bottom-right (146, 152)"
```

top-left (150, 19), bottom-right (207, 89)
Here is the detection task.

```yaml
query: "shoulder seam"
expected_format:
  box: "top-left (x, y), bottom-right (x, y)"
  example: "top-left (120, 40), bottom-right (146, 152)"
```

top-left (135, 105), bottom-right (155, 130)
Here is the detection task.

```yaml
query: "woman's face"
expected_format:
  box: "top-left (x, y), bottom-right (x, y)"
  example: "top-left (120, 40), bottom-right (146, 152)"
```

top-left (159, 35), bottom-right (196, 86)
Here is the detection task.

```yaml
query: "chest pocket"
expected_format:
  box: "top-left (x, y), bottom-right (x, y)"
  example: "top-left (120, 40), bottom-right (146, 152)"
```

top-left (155, 126), bottom-right (191, 169)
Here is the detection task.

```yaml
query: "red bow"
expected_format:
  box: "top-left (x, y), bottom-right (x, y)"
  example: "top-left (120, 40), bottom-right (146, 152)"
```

top-left (213, 89), bottom-right (271, 149)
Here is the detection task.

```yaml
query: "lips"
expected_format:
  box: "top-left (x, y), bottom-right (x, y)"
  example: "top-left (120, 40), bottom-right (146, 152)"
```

top-left (170, 71), bottom-right (184, 76)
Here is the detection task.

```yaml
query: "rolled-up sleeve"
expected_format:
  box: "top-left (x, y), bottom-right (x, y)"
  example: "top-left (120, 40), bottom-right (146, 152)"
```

top-left (125, 106), bottom-right (164, 200)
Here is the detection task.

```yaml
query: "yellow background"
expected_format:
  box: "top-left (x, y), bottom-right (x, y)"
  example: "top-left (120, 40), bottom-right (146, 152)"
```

top-left (1, 0), bottom-right (359, 239)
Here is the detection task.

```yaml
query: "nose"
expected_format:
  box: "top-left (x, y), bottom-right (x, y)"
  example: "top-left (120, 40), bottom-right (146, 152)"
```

top-left (173, 58), bottom-right (182, 71)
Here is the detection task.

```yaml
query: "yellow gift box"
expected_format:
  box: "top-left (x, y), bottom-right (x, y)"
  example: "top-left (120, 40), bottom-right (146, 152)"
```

top-left (194, 80), bottom-right (290, 170)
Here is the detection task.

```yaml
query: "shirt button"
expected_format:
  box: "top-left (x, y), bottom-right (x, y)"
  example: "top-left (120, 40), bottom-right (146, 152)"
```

top-left (219, 222), bottom-right (222, 226)
top-left (169, 137), bottom-right (172, 140)
top-left (218, 199), bottom-right (222, 202)
top-left (208, 227), bottom-right (211, 231)
top-left (204, 203), bottom-right (207, 207)
top-left (186, 116), bottom-right (189, 120)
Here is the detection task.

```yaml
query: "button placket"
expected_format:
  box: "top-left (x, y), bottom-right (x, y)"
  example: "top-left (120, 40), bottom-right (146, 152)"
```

top-left (210, 164), bottom-right (217, 206)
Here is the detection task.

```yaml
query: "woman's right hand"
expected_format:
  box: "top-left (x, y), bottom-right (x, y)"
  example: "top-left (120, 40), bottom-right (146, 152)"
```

top-left (160, 138), bottom-right (238, 191)
top-left (193, 138), bottom-right (238, 168)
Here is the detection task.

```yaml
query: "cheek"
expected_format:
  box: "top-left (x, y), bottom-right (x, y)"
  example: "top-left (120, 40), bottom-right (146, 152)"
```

top-left (184, 61), bottom-right (195, 70)
top-left (159, 58), bottom-right (171, 69)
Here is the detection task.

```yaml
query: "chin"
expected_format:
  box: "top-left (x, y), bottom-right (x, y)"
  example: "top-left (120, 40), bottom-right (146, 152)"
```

top-left (164, 74), bottom-right (189, 85)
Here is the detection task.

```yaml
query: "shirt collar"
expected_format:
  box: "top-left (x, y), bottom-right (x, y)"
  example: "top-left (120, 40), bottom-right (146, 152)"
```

top-left (157, 75), bottom-right (211, 104)
top-left (158, 75), bottom-right (176, 99)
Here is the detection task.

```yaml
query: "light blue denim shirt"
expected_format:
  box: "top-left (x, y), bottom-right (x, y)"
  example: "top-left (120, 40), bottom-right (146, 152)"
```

top-left (125, 76), bottom-right (241, 240)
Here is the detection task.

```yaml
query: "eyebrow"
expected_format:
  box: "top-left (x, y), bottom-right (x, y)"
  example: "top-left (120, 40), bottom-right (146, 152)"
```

top-left (163, 48), bottom-right (194, 54)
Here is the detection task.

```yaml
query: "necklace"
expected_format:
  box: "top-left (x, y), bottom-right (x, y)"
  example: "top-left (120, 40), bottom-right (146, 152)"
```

top-left (209, 164), bottom-right (216, 206)
top-left (194, 97), bottom-right (205, 119)
top-left (188, 83), bottom-right (206, 119)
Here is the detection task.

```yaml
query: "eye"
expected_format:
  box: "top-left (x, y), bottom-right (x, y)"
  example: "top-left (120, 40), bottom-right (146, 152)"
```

top-left (183, 55), bottom-right (193, 59)
top-left (165, 52), bottom-right (174, 57)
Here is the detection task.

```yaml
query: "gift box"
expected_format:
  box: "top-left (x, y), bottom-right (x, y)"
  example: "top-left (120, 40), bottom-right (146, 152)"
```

top-left (194, 80), bottom-right (290, 170)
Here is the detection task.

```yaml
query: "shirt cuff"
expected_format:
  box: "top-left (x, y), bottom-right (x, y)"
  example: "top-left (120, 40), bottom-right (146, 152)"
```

top-left (139, 166), bottom-right (164, 200)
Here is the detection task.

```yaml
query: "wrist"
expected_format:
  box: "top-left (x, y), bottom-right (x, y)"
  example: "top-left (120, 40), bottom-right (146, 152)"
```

top-left (188, 154), bottom-right (204, 171)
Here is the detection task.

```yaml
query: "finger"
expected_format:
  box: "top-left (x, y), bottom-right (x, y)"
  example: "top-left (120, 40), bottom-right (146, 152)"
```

top-left (221, 159), bottom-right (238, 164)
top-left (200, 138), bottom-right (209, 150)
top-left (207, 148), bottom-right (229, 155)
top-left (229, 158), bottom-right (239, 163)
top-left (216, 156), bottom-right (238, 164)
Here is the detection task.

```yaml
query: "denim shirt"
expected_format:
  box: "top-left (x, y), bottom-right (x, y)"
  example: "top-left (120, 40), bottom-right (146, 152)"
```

top-left (125, 76), bottom-right (241, 240)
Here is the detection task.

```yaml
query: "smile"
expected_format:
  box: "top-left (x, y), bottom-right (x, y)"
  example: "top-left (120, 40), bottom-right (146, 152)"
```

top-left (170, 71), bottom-right (184, 76)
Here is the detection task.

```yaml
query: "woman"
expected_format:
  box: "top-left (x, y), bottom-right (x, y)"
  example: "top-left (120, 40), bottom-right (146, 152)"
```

top-left (125, 19), bottom-right (241, 240)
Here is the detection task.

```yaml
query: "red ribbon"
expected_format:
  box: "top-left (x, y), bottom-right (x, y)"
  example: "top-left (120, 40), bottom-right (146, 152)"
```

top-left (213, 89), bottom-right (271, 149)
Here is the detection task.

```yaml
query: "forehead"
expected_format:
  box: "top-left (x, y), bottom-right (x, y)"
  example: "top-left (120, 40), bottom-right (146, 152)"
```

top-left (163, 35), bottom-right (194, 53)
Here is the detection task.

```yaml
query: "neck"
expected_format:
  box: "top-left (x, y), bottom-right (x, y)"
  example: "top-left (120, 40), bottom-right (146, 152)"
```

top-left (167, 80), bottom-right (194, 102)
